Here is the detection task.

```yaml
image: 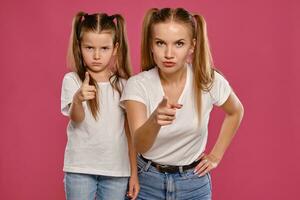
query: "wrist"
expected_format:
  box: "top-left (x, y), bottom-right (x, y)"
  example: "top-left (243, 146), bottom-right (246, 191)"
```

top-left (209, 152), bottom-right (222, 163)
top-left (149, 111), bottom-right (161, 128)
top-left (73, 91), bottom-right (83, 104)
top-left (131, 169), bottom-right (138, 176)
top-left (131, 171), bottom-right (138, 176)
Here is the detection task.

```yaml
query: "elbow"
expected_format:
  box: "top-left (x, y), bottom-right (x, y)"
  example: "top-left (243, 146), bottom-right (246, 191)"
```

top-left (227, 102), bottom-right (244, 124)
top-left (238, 103), bottom-right (244, 121)
top-left (70, 114), bottom-right (85, 124)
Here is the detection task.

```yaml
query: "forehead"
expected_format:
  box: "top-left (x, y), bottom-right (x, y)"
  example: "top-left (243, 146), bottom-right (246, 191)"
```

top-left (152, 21), bottom-right (192, 40)
top-left (81, 31), bottom-right (114, 44)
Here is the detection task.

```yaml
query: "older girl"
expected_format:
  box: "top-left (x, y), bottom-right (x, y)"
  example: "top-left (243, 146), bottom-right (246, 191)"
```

top-left (121, 8), bottom-right (244, 200)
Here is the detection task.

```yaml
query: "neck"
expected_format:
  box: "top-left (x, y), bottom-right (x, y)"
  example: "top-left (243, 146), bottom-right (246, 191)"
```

top-left (87, 68), bottom-right (112, 82)
top-left (158, 64), bottom-right (187, 86)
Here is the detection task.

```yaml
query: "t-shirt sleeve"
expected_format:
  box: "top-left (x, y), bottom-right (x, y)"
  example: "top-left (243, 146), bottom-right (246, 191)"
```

top-left (61, 73), bottom-right (80, 116)
top-left (120, 76), bottom-right (147, 109)
top-left (209, 72), bottom-right (232, 106)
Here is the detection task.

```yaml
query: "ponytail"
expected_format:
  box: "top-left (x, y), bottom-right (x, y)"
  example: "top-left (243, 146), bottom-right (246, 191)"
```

top-left (192, 14), bottom-right (214, 126)
top-left (113, 14), bottom-right (131, 79)
top-left (67, 12), bottom-right (87, 75)
top-left (141, 8), bottom-right (159, 71)
top-left (106, 14), bottom-right (132, 97)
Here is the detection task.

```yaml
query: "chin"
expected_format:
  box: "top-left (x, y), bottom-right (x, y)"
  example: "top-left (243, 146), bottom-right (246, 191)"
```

top-left (158, 65), bottom-right (181, 74)
top-left (88, 66), bottom-right (107, 73)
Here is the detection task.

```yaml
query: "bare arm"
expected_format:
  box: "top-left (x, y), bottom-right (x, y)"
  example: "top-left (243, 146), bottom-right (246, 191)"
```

top-left (124, 97), bottom-right (180, 154)
top-left (69, 94), bottom-right (85, 123)
top-left (124, 114), bottom-right (139, 199)
top-left (195, 91), bottom-right (244, 176)
top-left (69, 72), bottom-right (96, 123)
top-left (211, 91), bottom-right (244, 160)
top-left (124, 101), bottom-right (160, 153)
top-left (124, 114), bottom-right (138, 175)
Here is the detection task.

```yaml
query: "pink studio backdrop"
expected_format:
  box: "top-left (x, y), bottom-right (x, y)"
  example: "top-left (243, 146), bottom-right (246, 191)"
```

top-left (1, 0), bottom-right (299, 199)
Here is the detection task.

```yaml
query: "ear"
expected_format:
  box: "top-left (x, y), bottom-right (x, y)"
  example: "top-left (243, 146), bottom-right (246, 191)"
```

top-left (189, 38), bottom-right (196, 54)
top-left (113, 42), bottom-right (119, 56)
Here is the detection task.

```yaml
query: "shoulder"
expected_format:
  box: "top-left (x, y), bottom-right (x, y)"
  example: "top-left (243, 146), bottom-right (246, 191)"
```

top-left (63, 72), bottom-right (80, 81)
top-left (121, 68), bottom-right (158, 104)
top-left (117, 77), bottom-right (128, 91)
top-left (62, 72), bottom-right (81, 87)
top-left (211, 70), bottom-right (230, 87)
top-left (127, 68), bottom-right (158, 85)
top-left (208, 70), bottom-right (232, 106)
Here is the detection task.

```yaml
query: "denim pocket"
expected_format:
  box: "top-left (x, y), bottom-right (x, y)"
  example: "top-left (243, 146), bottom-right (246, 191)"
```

top-left (206, 172), bottom-right (212, 191)
top-left (179, 169), bottom-right (199, 180)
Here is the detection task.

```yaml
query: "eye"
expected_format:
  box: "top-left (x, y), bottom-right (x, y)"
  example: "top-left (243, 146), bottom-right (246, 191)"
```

top-left (175, 41), bottom-right (184, 47)
top-left (86, 46), bottom-right (94, 50)
top-left (156, 41), bottom-right (165, 47)
top-left (101, 47), bottom-right (110, 51)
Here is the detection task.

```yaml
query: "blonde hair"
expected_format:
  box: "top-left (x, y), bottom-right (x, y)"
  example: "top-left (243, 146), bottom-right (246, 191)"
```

top-left (141, 8), bottom-right (215, 125)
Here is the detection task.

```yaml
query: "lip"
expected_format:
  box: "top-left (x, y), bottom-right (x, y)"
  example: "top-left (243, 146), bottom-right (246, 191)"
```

top-left (92, 63), bottom-right (102, 66)
top-left (162, 61), bottom-right (176, 67)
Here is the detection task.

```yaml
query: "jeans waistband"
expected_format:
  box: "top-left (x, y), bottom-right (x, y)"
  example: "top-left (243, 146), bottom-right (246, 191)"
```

top-left (139, 155), bottom-right (201, 174)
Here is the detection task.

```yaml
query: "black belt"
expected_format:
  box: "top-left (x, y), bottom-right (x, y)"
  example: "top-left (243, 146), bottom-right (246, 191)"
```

top-left (140, 155), bottom-right (201, 174)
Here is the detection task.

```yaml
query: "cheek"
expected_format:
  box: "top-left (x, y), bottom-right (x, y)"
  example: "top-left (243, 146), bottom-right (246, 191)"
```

top-left (100, 51), bottom-right (114, 63)
top-left (81, 50), bottom-right (90, 58)
top-left (176, 48), bottom-right (190, 60)
top-left (152, 47), bottom-right (163, 60)
top-left (106, 50), bottom-right (114, 58)
top-left (82, 53), bottom-right (91, 63)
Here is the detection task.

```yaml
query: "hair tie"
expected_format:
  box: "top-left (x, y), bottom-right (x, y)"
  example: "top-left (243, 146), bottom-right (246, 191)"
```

top-left (81, 14), bottom-right (88, 22)
top-left (192, 14), bottom-right (197, 30)
top-left (110, 15), bottom-right (117, 24)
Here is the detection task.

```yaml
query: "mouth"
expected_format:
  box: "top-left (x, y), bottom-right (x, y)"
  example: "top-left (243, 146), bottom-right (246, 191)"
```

top-left (162, 61), bottom-right (176, 67)
top-left (92, 63), bottom-right (102, 66)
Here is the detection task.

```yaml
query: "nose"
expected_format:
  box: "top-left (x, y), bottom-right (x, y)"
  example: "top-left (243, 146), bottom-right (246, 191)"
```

top-left (94, 49), bottom-right (100, 60)
top-left (164, 46), bottom-right (174, 60)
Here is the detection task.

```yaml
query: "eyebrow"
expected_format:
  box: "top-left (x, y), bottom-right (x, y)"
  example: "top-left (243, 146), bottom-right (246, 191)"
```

top-left (154, 38), bottom-right (186, 42)
top-left (81, 43), bottom-right (112, 47)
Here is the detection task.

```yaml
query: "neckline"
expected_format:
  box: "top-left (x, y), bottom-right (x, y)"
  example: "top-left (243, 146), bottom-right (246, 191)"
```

top-left (156, 64), bottom-right (190, 104)
top-left (97, 81), bottom-right (110, 85)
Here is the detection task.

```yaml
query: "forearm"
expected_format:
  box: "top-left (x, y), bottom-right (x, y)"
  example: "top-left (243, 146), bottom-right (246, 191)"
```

top-left (210, 110), bottom-right (244, 160)
top-left (134, 114), bottom-right (161, 154)
top-left (127, 138), bottom-right (138, 175)
top-left (69, 93), bottom-right (85, 123)
top-left (125, 120), bottom-right (138, 175)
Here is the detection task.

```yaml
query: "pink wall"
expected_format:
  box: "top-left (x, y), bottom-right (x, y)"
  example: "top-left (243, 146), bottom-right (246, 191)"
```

top-left (1, 0), bottom-right (299, 199)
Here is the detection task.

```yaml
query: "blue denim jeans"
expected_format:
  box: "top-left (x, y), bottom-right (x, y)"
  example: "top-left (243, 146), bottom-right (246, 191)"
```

top-left (136, 155), bottom-right (212, 200)
top-left (64, 172), bottom-right (129, 200)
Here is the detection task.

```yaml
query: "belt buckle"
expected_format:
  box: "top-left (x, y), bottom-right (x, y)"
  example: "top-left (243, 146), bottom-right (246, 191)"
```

top-left (157, 164), bottom-right (178, 173)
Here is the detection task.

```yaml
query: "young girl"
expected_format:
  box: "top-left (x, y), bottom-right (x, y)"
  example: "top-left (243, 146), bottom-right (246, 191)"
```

top-left (61, 12), bottom-right (139, 200)
top-left (121, 8), bottom-right (244, 199)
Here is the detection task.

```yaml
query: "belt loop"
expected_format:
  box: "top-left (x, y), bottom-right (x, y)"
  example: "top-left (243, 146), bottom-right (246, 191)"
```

top-left (144, 161), bottom-right (151, 172)
top-left (179, 166), bottom-right (183, 174)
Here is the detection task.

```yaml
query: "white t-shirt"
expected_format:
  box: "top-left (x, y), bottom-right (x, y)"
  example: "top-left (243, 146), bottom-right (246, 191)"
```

top-left (61, 72), bottom-right (130, 176)
top-left (120, 65), bottom-right (231, 165)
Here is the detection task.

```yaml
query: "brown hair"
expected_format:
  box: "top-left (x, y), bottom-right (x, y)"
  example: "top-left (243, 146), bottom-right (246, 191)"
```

top-left (67, 12), bottom-right (132, 120)
top-left (141, 8), bottom-right (215, 125)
